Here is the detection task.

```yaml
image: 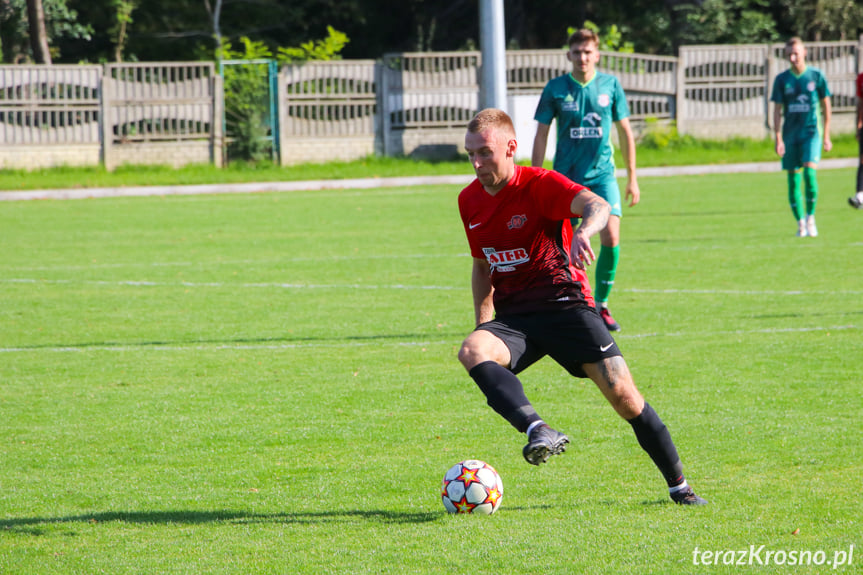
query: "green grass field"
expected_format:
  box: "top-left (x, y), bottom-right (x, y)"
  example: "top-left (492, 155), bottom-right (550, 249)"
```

top-left (1, 167), bottom-right (861, 574)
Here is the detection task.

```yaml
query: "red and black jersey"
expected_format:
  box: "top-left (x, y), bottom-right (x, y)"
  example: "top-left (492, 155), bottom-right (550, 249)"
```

top-left (458, 165), bottom-right (595, 314)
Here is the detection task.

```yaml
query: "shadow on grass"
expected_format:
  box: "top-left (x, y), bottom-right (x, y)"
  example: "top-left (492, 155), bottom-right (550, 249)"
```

top-left (4, 505), bottom-right (555, 535)
top-left (7, 331), bottom-right (465, 352)
top-left (3, 508), bottom-right (442, 535)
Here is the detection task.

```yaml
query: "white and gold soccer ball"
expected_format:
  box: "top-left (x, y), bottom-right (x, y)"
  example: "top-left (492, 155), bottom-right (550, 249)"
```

top-left (441, 460), bottom-right (503, 515)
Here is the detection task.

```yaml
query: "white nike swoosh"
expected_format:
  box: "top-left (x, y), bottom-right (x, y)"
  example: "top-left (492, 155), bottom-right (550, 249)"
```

top-left (469, 222), bottom-right (481, 229)
top-left (600, 342), bottom-right (614, 352)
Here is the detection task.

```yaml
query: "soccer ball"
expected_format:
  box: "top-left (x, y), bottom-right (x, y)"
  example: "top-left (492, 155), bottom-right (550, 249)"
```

top-left (441, 460), bottom-right (503, 515)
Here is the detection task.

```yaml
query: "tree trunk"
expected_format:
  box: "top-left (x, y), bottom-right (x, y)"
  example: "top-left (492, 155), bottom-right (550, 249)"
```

top-left (26, 0), bottom-right (52, 64)
top-left (204, 0), bottom-right (224, 57)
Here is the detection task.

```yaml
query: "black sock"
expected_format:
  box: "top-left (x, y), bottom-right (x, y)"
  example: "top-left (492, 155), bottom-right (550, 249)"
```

top-left (627, 402), bottom-right (685, 487)
top-left (468, 361), bottom-right (540, 433)
top-left (857, 163), bottom-right (863, 193)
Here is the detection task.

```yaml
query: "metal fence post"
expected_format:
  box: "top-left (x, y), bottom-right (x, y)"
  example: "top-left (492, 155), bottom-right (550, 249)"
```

top-left (675, 47), bottom-right (687, 134)
top-left (764, 44), bottom-right (776, 133)
top-left (212, 73), bottom-right (224, 167)
top-left (374, 60), bottom-right (385, 156)
top-left (100, 71), bottom-right (113, 170)
top-left (276, 65), bottom-right (286, 166)
top-left (379, 56), bottom-right (393, 156)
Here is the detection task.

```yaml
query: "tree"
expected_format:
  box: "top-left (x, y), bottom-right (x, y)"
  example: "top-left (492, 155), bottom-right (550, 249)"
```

top-left (778, 0), bottom-right (863, 41)
top-left (110, 0), bottom-right (136, 62)
top-left (675, 0), bottom-right (779, 45)
top-left (37, 0), bottom-right (863, 64)
top-left (26, 0), bottom-right (51, 62)
top-left (203, 0), bottom-right (222, 59)
top-left (0, 0), bottom-right (89, 62)
top-left (219, 29), bottom-right (350, 162)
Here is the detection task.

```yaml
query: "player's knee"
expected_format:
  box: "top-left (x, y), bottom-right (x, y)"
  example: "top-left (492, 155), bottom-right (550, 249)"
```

top-left (611, 394), bottom-right (644, 420)
top-left (458, 336), bottom-right (488, 370)
top-left (605, 381), bottom-right (644, 419)
top-left (457, 341), bottom-right (477, 370)
top-left (458, 332), bottom-right (507, 370)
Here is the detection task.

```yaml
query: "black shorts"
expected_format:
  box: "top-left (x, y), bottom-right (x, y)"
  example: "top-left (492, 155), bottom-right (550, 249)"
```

top-left (476, 305), bottom-right (622, 378)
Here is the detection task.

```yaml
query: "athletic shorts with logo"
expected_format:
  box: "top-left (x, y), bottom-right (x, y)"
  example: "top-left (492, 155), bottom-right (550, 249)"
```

top-left (477, 305), bottom-right (621, 378)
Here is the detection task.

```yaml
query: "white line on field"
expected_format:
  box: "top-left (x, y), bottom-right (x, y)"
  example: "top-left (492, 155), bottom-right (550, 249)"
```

top-left (5, 277), bottom-right (863, 296)
top-left (617, 324), bottom-right (857, 339)
top-left (622, 287), bottom-right (863, 296)
top-left (2, 278), bottom-right (460, 290)
top-left (0, 340), bottom-right (451, 354)
top-left (4, 253), bottom-right (469, 272)
top-left (0, 325), bottom-right (855, 354)
top-left (1, 158), bottom-right (857, 202)
top-left (0, 175), bottom-right (476, 201)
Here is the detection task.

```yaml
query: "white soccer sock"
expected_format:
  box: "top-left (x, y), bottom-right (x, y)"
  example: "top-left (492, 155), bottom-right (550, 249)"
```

top-left (668, 480), bottom-right (689, 494)
top-left (526, 420), bottom-right (545, 436)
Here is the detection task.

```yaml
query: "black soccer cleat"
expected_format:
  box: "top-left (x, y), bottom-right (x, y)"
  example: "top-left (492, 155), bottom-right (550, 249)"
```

top-left (670, 486), bottom-right (709, 506)
top-left (523, 424), bottom-right (569, 465)
top-left (849, 196), bottom-right (863, 209)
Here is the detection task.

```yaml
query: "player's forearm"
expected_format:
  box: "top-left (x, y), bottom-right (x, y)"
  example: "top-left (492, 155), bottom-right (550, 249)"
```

top-left (531, 144), bottom-right (545, 168)
top-left (773, 105), bottom-right (783, 139)
top-left (616, 120), bottom-right (637, 176)
top-left (574, 194), bottom-right (610, 238)
top-left (620, 132), bottom-right (637, 182)
top-left (474, 294), bottom-right (494, 326)
top-left (531, 123), bottom-right (550, 168)
top-left (471, 263), bottom-right (494, 325)
top-left (822, 98), bottom-right (832, 137)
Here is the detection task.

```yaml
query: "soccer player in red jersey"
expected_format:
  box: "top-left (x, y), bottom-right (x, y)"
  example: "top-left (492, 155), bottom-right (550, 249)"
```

top-left (850, 71), bottom-right (863, 209)
top-left (457, 109), bottom-right (707, 504)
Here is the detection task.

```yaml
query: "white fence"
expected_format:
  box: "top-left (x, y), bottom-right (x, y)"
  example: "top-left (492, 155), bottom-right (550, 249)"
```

top-left (0, 65), bottom-right (101, 145)
top-left (1, 39), bottom-right (861, 169)
top-left (280, 40), bottom-right (860, 164)
top-left (0, 62), bottom-right (222, 170)
top-left (278, 59), bottom-right (379, 164)
top-left (678, 41), bottom-right (860, 138)
top-left (103, 62), bottom-right (221, 169)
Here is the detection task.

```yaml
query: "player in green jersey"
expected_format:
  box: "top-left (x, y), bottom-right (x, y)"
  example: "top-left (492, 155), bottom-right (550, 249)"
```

top-left (531, 28), bottom-right (639, 332)
top-left (770, 37), bottom-right (832, 237)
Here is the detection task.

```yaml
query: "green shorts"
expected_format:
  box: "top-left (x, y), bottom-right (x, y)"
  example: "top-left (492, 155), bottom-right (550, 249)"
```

top-left (782, 136), bottom-right (822, 171)
top-left (584, 178), bottom-right (622, 217)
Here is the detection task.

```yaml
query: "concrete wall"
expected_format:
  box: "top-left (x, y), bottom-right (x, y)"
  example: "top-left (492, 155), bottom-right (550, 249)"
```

top-left (0, 145), bottom-right (101, 170)
top-left (107, 141), bottom-right (214, 170)
top-left (280, 136), bottom-right (377, 165)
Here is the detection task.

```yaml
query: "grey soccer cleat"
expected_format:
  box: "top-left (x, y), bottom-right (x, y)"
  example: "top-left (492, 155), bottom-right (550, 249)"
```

top-left (523, 424), bottom-right (569, 465)
top-left (670, 486), bottom-right (709, 505)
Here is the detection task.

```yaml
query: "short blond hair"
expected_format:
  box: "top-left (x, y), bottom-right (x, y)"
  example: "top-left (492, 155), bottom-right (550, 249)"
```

top-left (467, 108), bottom-right (516, 138)
top-left (786, 36), bottom-right (804, 49)
top-left (568, 28), bottom-right (600, 48)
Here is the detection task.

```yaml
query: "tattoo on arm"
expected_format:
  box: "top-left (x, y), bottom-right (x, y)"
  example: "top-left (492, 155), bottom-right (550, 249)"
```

top-left (576, 196), bottom-right (610, 238)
